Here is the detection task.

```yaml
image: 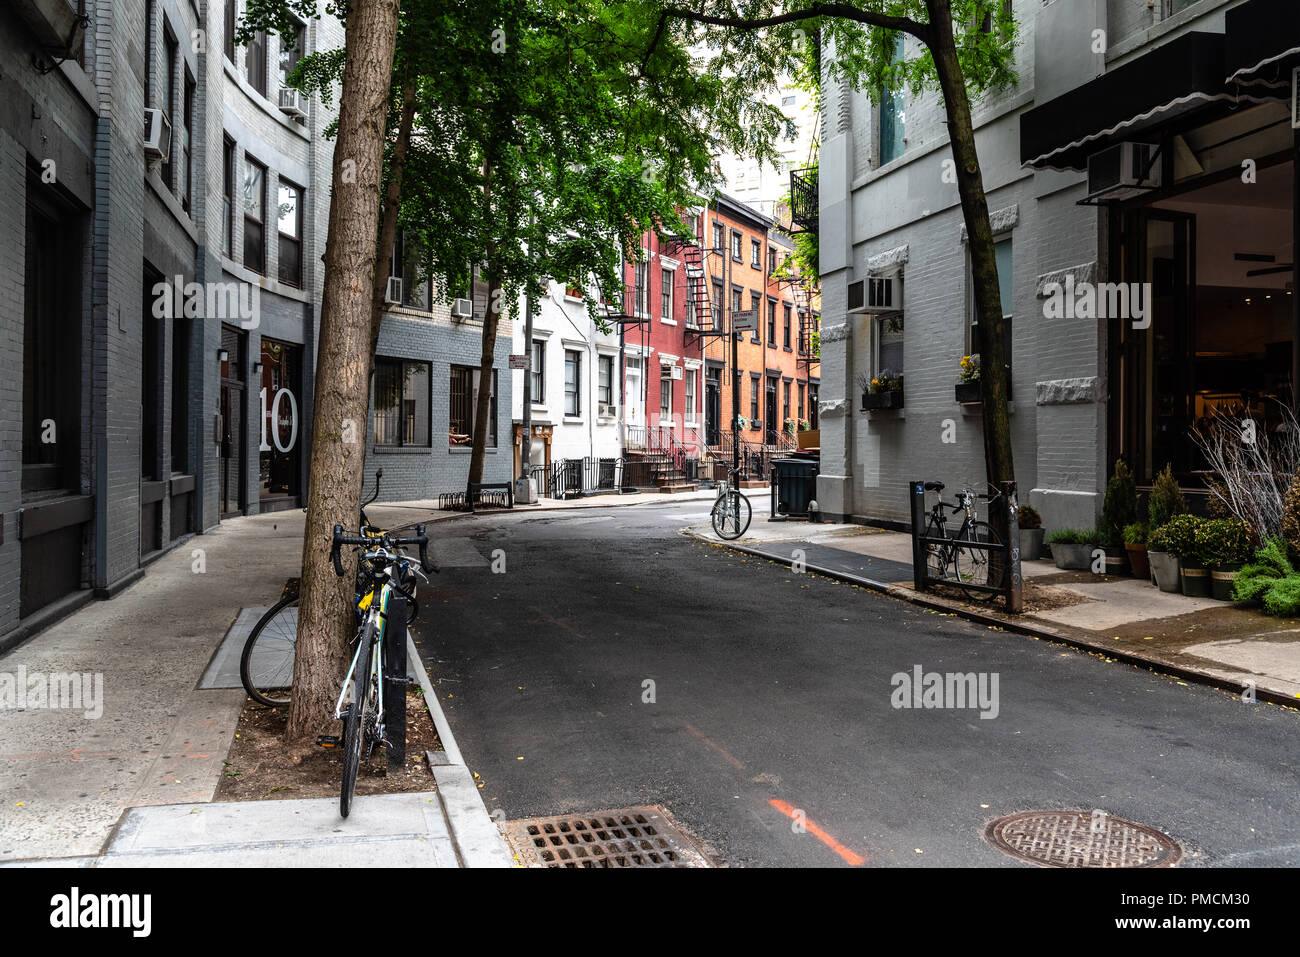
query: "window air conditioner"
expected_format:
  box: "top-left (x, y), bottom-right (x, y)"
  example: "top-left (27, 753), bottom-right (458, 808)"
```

top-left (278, 88), bottom-right (307, 119)
top-left (450, 298), bottom-right (473, 320)
top-left (599, 403), bottom-right (616, 418)
top-left (671, 365), bottom-right (683, 380)
top-left (847, 275), bottom-right (901, 315)
top-left (143, 109), bottom-right (172, 165)
top-left (1085, 142), bottom-right (1162, 202)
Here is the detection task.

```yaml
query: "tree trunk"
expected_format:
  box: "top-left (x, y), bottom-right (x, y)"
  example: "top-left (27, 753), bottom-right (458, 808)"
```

top-left (369, 79), bottom-right (419, 376)
top-left (926, 0), bottom-right (1016, 530)
top-left (287, 0), bottom-right (400, 745)
top-left (467, 157), bottom-right (497, 490)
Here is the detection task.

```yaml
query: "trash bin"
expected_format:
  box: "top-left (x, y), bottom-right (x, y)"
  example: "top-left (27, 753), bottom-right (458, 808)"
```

top-left (772, 457), bottom-right (820, 516)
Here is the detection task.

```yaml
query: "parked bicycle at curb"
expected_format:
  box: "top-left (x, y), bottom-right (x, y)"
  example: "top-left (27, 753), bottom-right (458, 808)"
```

top-left (920, 481), bottom-right (1004, 600)
top-left (240, 469), bottom-right (388, 708)
top-left (711, 465), bottom-right (753, 540)
top-left (329, 522), bottom-right (438, 817)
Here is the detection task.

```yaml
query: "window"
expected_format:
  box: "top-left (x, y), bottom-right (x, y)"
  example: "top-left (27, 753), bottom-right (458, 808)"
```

top-left (171, 316), bottom-right (190, 474)
top-left (782, 95), bottom-right (796, 107)
top-left (247, 29), bottom-right (267, 96)
top-left (564, 350), bottom-right (581, 416)
top-left (879, 33), bottom-right (906, 165)
top-left (448, 364), bottom-right (496, 447)
top-left (222, 137), bottom-right (235, 256)
top-left (1164, 0), bottom-right (1198, 15)
top-left (767, 299), bottom-right (776, 344)
top-left (529, 340), bottom-right (544, 403)
top-left (711, 279), bottom-right (723, 331)
top-left (685, 369), bottom-right (696, 423)
top-left (783, 303), bottom-right (791, 348)
top-left (181, 72), bottom-right (194, 212)
top-left (877, 314), bottom-right (904, 375)
top-left (277, 180), bottom-right (303, 287)
top-left (798, 383), bottom-right (805, 423)
top-left (768, 247), bottom-right (777, 273)
top-left (598, 355), bottom-right (613, 406)
top-left (280, 20), bottom-right (305, 88)
top-left (225, 0), bottom-right (237, 62)
top-left (634, 256), bottom-right (648, 315)
top-left (685, 277), bottom-right (698, 327)
top-left (783, 381), bottom-right (790, 427)
top-left (749, 376), bottom-right (759, 422)
top-left (970, 238), bottom-right (1013, 369)
top-left (659, 365), bottom-right (672, 421)
top-left (242, 157), bottom-right (266, 273)
top-left (374, 357), bottom-right (431, 447)
top-left (145, 0), bottom-right (155, 110)
top-left (141, 288), bottom-right (162, 481)
top-left (711, 222), bottom-right (724, 251)
top-left (809, 384), bottom-right (819, 429)
top-left (161, 29), bottom-right (177, 189)
top-left (750, 292), bottom-right (761, 340)
top-left (730, 230), bottom-right (742, 261)
top-left (731, 286), bottom-right (742, 314)
top-left (977, 0), bottom-right (1012, 33)
top-left (751, 239), bottom-right (761, 268)
top-left (661, 267), bottom-right (673, 319)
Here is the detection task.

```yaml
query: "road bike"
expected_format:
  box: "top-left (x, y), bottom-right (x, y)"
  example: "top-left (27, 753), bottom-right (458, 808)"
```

top-left (920, 481), bottom-right (1004, 601)
top-left (329, 523), bottom-right (437, 817)
top-left (240, 470), bottom-right (387, 708)
top-left (711, 466), bottom-right (753, 540)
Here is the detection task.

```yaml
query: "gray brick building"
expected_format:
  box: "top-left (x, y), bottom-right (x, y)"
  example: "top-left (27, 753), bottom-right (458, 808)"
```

top-left (817, 0), bottom-right (1299, 533)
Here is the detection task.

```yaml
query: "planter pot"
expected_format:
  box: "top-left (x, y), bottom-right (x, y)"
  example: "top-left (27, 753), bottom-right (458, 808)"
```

top-left (1019, 527), bottom-right (1044, 562)
top-left (1148, 549), bottom-right (1181, 592)
top-left (1052, 542), bottom-right (1095, 571)
top-left (1211, 564), bottom-right (1242, 602)
top-left (1125, 542), bottom-right (1150, 580)
top-left (1180, 564), bottom-right (1211, 598)
top-left (1103, 544), bottom-right (1129, 576)
top-left (955, 381), bottom-right (982, 404)
top-left (863, 389), bottom-right (904, 411)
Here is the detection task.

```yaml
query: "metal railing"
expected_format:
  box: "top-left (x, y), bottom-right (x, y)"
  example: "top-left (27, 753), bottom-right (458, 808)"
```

top-left (909, 479), bottom-right (1023, 613)
top-left (527, 457), bottom-right (624, 499)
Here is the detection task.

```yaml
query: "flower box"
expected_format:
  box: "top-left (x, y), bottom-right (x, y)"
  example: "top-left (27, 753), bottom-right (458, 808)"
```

top-left (862, 389), bottom-right (904, 411)
top-left (955, 381), bottom-right (982, 404)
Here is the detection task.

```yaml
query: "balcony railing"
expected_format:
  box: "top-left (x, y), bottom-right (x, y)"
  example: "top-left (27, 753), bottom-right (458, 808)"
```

top-left (790, 166), bottom-right (818, 233)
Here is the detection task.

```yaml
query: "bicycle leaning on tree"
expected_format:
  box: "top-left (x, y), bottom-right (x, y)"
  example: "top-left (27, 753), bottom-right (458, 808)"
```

top-left (919, 480), bottom-right (1005, 600)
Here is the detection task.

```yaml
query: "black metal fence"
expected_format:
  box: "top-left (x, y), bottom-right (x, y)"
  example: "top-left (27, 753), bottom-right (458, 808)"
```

top-left (528, 457), bottom-right (625, 499)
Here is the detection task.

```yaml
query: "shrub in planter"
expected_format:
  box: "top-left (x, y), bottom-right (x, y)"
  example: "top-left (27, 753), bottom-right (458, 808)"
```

top-left (1147, 521), bottom-right (1181, 593)
top-left (1282, 468), bottom-right (1300, 563)
top-left (1148, 464), bottom-right (1188, 530)
top-left (1047, 528), bottom-right (1098, 571)
top-left (1100, 459), bottom-right (1138, 573)
top-left (1158, 514), bottom-right (1212, 597)
top-left (1204, 518), bottom-right (1255, 601)
top-left (1233, 537), bottom-right (1300, 616)
top-left (1123, 522), bottom-right (1150, 580)
top-left (1018, 505), bottom-right (1044, 561)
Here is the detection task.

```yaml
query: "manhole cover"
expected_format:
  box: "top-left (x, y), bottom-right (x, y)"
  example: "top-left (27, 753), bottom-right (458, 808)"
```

top-left (985, 811), bottom-right (1183, 868)
top-left (500, 806), bottom-right (711, 868)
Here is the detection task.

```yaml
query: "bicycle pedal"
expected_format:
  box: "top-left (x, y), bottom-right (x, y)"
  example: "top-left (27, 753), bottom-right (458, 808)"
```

top-left (317, 735), bottom-right (341, 748)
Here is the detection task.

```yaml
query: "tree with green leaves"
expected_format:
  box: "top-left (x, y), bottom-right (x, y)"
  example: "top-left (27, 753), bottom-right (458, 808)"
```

top-left (643, 0), bottom-right (1021, 546)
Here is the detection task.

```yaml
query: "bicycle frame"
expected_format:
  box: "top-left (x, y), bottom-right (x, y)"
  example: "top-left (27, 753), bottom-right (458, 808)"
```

top-left (333, 554), bottom-right (399, 739)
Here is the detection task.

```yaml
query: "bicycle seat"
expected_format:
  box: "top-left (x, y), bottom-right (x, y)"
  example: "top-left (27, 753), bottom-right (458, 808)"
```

top-left (924, 481), bottom-right (945, 492)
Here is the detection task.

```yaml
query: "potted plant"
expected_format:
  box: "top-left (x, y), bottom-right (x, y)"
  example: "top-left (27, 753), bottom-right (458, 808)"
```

top-left (1207, 518), bottom-right (1254, 601)
top-left (1146, 465), bottom-right (1187, 590)
top-left (1018, 504), bottom-right (1044, 561)
top-left (954, 354), bottom-right (981, 404)
top-left (864, 370), bottom-right (905, 410)
top-left (1048, 528), bottom-right (1098, 571)
top-left (1099, 459), bottom-right (1137, 576)
top-left (1160, 514), bottom-right (1211, 597)
top-left (1147, 521), bottom-right (1182, 593)
top-left (799, 419), bottom-right (811, 431)
top-left (1123, 522), bottom-right (1150, 580)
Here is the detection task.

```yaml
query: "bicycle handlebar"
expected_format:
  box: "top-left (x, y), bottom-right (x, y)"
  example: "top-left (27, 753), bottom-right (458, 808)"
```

top-left (331, 523), bottom-right (438, 577)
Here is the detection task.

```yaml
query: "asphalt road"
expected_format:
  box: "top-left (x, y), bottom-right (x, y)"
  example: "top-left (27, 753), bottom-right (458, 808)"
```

top-left (410, 499), bottom-right (1300, 867)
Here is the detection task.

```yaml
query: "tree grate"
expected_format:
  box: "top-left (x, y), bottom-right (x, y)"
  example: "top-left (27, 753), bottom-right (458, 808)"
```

top-left (500, 806), bottom-right (712, 868)
top-left (985, 810), bottom-right (1183, 868)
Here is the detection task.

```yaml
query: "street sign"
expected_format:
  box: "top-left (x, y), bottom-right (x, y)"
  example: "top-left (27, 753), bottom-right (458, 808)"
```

top-left (508, 354), bottom-right (529, 370)
top-left (732, 309), bottom-right (757, 332)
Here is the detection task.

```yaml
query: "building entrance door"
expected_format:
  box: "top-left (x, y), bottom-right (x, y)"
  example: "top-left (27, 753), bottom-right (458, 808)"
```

top-left (219, 325), bottom-right (246, 518)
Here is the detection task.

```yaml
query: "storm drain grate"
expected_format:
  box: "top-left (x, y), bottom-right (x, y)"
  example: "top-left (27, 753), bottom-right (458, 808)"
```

top-left (985, 810), bottom-right (1183, 868)
top-left (500, 806), bottom-right (711, 868)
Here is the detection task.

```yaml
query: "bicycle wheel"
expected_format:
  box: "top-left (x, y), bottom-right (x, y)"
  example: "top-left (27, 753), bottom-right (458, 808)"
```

top-left (340, 621), bottom-right (375, 819)
top-left (240, 594), bottom-right (298, 707)
top-left (712, 489), bottom-right (752, 540)
top-left (922, 516), bottom-right (950, 582)
top-left (952, 520), bottom-right (1004, 601)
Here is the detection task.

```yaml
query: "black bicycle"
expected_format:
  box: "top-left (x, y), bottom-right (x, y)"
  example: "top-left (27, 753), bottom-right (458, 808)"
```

top-left (920, 481), bottom-right (1004, 600)
top-left (240, 470), bottom-right (386, 707)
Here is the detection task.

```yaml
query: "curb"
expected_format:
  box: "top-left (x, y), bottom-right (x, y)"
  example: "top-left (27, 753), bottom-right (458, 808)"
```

top-left (406, 633), bottom-right (513, 867)
top-left (711, 537), bottom-right (1300, 711)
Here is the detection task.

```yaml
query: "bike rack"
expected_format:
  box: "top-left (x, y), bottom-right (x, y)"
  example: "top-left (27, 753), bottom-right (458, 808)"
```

top-left (908, 479), bottom-right (1023, 613)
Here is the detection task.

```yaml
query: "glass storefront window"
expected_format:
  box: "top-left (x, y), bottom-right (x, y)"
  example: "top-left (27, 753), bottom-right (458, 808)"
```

top-left (258, 338), bottom-right (302, 504)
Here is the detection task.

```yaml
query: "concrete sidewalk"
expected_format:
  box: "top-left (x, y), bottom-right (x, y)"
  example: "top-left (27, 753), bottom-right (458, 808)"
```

top-left (691, 516), bottom-right (1300, 706)
top-left (0, 505), bottom-right (510, 867)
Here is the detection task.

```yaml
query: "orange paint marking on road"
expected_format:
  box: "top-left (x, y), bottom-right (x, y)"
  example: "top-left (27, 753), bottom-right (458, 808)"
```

top-left (683, 723), bottom-right (744, 771)
top-left (769, 798), bottom-right (866, 866)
